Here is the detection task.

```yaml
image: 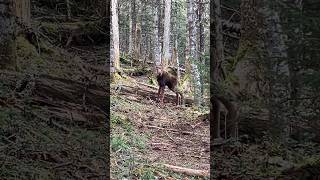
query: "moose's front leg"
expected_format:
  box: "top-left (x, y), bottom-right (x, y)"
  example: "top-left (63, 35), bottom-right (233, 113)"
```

top-left (161, 87), bottom-right (165, 104)
top-left (157, 87), bottom-right (161, 102)
top-left (175, 92), bottom-right (180, 105)
top-left (158, 86), bottom-right (165, 104)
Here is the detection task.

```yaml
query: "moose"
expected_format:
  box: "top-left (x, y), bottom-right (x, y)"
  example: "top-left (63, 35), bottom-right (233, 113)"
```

top-left (156, 66), bottom-right (183, 105)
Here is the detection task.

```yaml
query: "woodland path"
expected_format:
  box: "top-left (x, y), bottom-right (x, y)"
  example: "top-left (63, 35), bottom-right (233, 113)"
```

top-left (111, 74), bottom-right (210, 177)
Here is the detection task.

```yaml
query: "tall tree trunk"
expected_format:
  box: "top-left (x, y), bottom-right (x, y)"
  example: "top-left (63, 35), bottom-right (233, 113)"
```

top-left (211, 0), bottom-right (223, 139)
top-left (159, 0), bottom-right (164, 60)
top-left (65, 0), bottom-right (71, 21)
top-left (130, 0), bottom-right (137, 64)
top-left (213, 0), bottom-right (224, 81)
top-left (111, 0), bottom-right (120, 71)
top-left (162, 0), bottom-right (172, 67)
top-left (198, 0), bottom-right (205, 97)
top-left (15, 0), bottom-right (31, 27)
top-left (175, 39), bottom-right (180, 82)
top-left (0, 0), bottom-right (16, 70)
top-left (153, 0), bottom-right (162, 66)
top-left (187, 0), bottom-right (201, 106)
top-left (134, 0), bottom-right (142, 61)
top-left (128, 1), bottom-right (133, 55)
top-left (105, 0), bottom-right (110, 68)
top-left (198, 0), bottom-right (205, 63)
top-left (287, 1), bottom-right (303, 125)
top-left (260, 0), bottom-right (290, 141)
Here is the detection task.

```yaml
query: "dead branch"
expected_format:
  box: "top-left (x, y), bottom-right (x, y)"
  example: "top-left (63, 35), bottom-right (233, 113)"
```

top-left (163, 164), bottom-right (210, 177)
top-left (145, 125), bottom-right (208, 137)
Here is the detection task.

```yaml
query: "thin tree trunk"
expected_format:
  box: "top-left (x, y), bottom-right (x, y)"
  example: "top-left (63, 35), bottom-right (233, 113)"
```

top-left (0, 0), bottom-right (16, 70)
top-left (128, 2), bottom-right (133, 55)
top-left (213, 0), bottom-right (224, 81)
top-left (15, 0), bottom-right (31, 27)
top-left (162, 0), bottom-right (172, 67)
top-left (175, 39), bottom-right (180, 83)
top-left (198, 0), bottom-right (205, 97)
top-left (153, 0), bottom-right (162, 66)
top-left (133, 0), bottom-right (142, 61)
top-left (287, 1), bottom-right (303, 122)
top-left (187, 0), bottom-right (201, 106)
top-left (65, 0), bottom-right (71, 20)
top-left (130, 0), bottom-right (137, 64)
top-left (111, 0), bottom-right (120, 70)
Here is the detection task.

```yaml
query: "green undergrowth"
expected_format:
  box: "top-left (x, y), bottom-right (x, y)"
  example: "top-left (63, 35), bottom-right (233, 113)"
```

top-left (16, 34), bottom-right (82, 79)
top-left (110, 111), bottom-right (150, 179)
top-left (0, 107), bottom-right (107, 179)
top-left (212, 136), bottom-right (320, 179)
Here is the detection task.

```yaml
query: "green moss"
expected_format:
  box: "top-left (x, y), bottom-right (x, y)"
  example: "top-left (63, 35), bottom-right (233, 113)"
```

top-left (16, 36), bottom-right (44, 70)
top-left (299, 156), bottom-right (320, 167)
top-left (120, 55), bottom-right (131, 65)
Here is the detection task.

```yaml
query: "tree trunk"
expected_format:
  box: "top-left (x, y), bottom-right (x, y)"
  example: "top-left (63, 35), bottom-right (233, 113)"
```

top-left (15, 0), bottom-right (31, 27)
top-left (175, 39), bottom-right (180, 83)
top-left (105, 0), bottom-right (111, 69)
top-left (0, 0), bottom-right (16, 70)
top-left (210, 0), bottom-right (224, 139)
top-left (198, 0), bottom-right (205, 97)
top-left (65, 0), bottom-right (71, 20)
top-left (133, 0), bottom-right (142, 62)
top-left (111, 0), bottom-right (120, 70)
top-left (153, 0), bottom-right (162, 66)
top-left (130, 0), bottom-right (137, 63)
top-left (187, 0), bottom-right (201, 106)
top-left (287, 1), bottom-right (303, 127)
top-left (213, 0), bottom-right (224, 81)
top-left (128, 1), bottom-right (133, 55)
top-left (162, 0), bottom-right (172, 67)
top-left (260, 0), bottom-right (290, 141)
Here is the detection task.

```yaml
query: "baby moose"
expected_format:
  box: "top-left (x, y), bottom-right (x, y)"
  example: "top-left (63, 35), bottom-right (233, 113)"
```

top-left (156, 66), bottom-right (183, 106)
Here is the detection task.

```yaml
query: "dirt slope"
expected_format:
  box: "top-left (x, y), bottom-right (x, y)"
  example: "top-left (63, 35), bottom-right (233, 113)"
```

top-left (111, 75), bottom-right (210, 179)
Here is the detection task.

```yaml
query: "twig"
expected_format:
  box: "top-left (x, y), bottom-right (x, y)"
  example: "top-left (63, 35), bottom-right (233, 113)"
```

top-left (145, 125), bottom-right (207, 137)
top-left (165, 130), bottom-right (178, 144)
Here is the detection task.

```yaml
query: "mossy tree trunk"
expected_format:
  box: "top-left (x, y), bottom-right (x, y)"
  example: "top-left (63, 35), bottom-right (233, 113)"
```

top-left (0, 0), bottom-right (17, 70)
top-left (15, 0), bottom-right (31, 27)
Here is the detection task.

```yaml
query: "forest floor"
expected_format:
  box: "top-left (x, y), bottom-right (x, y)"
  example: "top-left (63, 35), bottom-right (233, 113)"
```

top-left (110, 72), bottom-right (210, 179)
top-left (109, 63), bottom-right (320, 179)
top-left (0, 6), bottom-right (108, 179)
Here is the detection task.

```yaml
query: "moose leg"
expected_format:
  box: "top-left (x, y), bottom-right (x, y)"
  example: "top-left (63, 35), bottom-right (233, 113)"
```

top-left (175, 92), bottom-right (179, 105)
top-left (157, 87), bottom-right (161, 102)
top-left (159, 86), bottom-right (165, 104)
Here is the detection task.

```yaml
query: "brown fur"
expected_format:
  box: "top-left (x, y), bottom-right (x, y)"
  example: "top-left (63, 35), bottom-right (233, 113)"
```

top-left (156, 68), bottom-right (183, 105)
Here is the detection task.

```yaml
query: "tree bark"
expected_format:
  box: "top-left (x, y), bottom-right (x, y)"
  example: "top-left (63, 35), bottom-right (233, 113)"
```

top-left (162, 0), bottom-right (172, 67)
top-left (0, 0), bottom-right (16, 70)
top-left (198, 0), bottom-right (205, 97)
top-left (187, 0), bottom-right (201, 106)
top-left (260, 0), bottom-right (290, 141)
top-left (213, 0), bottom-right (224, 81)
top-left (153, 0), bottom-right (162, 66)
top-left (111, 0), bottom-right (120, 70)
top-left (129, 0), bottom-right (136, 61)
top-left (15, 0), bottom-right (31, 27)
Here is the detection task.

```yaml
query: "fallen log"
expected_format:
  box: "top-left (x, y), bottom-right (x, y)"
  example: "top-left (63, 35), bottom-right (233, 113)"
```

top-left (163, 164), bottom-right (210, 177)
top-left (0, 70), bottom-right (108, 127)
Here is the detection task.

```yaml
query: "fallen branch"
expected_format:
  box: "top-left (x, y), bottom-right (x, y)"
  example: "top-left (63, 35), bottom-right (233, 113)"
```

top-left (145, 125), bottom-right (208, 137)
top-left (163, 164), bottom-right (210, 177)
